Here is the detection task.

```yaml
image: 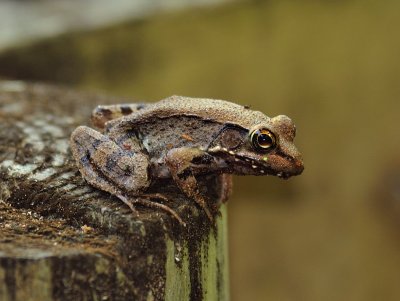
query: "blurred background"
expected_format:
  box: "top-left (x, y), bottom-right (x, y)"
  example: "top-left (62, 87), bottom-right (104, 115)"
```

top-left (1, 0), bottom-right (400, 300)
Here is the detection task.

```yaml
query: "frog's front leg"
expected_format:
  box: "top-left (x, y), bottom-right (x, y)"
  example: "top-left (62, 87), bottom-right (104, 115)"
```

top-left (165, 148), bottom-right (215, 221)
top-left (217, 174), bottom-right (233, 205)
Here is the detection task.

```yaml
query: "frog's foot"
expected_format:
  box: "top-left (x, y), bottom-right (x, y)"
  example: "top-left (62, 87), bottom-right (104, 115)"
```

top-left (118, 194), bottom-right (186, 227)
top-left (135, 197), bottom-right (186, 227)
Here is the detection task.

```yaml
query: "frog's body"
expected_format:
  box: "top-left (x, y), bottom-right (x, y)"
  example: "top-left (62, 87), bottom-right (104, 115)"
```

top-left (70, 96), bottom-right (304, 225)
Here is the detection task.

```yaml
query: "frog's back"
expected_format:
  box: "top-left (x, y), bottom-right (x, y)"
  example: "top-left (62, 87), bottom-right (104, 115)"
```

top-left (149, 96), bottom-right (269, 127)
top-left (109, 96), bottom-right (269, 130)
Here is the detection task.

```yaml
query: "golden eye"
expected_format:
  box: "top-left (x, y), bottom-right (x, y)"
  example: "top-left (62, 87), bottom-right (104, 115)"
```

top-left (250, 128), bottom-right (276, 151)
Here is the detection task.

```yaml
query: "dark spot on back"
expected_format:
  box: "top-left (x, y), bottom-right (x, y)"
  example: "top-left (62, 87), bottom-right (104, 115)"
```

top-left (98, 108), bottom-right (112, 117)
top-left (121, 106), bottom-right (133, 115)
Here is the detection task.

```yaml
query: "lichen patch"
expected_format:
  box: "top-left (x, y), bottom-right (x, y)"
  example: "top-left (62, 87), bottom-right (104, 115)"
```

top-left (28, 168), bottom-right (57, 181)
top-left (52, 154), bottom-right (66, 167)
top-left (53, 139), bottom-right (70, 154)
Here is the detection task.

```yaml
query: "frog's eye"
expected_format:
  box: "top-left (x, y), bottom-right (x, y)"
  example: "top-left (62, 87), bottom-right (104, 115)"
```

top-left (250, 128), bottom-right (276, 151)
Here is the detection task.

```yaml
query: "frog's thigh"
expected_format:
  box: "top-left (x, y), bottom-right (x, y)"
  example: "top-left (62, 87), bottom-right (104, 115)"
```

top-left (70, 126), bottom-right (149, 194)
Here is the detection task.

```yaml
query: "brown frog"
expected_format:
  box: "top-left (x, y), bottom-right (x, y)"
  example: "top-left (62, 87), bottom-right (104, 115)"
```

top-left (70, 96), bottom-right (304, 226)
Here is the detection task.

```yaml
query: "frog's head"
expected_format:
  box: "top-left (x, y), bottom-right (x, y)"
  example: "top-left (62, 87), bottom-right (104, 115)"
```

top-left (208, 115), bottom-right (304, 178)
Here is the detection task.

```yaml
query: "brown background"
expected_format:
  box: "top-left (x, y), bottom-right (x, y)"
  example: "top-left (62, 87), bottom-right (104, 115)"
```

top-left (1, 1), bottom-right (400, 300)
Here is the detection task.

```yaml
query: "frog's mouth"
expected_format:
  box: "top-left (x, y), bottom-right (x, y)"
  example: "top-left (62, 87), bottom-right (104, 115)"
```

top-left (209, 149), bottom-right (304, 178)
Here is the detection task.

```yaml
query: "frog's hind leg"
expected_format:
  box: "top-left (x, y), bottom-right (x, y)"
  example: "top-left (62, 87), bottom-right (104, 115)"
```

top-left (70, 125), bottom-right (149, 195)
top-left (92, 103), bottom-right (148, 129)
top-left (70, 126), bottom-right (185, 225)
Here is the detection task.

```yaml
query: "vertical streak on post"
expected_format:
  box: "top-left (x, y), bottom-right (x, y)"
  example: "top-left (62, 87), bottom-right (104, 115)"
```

top-left (0, 258), bottom-right (53, 301)
top-left (218, 205), bottom-right (230, 301)
top-left (165, 205), bottom-right (229, 301)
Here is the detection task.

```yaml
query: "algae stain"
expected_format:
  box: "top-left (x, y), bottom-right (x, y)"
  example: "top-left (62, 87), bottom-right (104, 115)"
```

top-left (202, 206), bottom-right (229, 301)
top-left (94, 257), bottom-right (110, 274)
top-left (164, 205), bottom-right (229, 301)
top-left (14, 259), bottom-right (52, 301)
top-left (165, 239), bottom-right (190, 301)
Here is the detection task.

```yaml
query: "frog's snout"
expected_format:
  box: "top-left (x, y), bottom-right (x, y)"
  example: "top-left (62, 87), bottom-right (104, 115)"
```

top-left (267, 148), bottom-right (304, 179)
top-left (275, 157), bottom-right (304, 179)
top-left (292, 157), bottom-right (304, 176)
top-left (285, 146), bottom-right (304, 177)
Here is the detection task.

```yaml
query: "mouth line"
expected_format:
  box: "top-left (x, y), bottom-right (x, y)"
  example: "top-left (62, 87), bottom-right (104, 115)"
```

top-left (207, 147), bottom-right (300, 178)
top-left (229, 153), bottom-right (274, 175)
top-left (232, 155), bottom-right (299, 178)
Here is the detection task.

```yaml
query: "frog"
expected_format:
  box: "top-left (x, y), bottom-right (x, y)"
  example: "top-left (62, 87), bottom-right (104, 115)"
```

top-left (70, 96), bottom-right (304, 226)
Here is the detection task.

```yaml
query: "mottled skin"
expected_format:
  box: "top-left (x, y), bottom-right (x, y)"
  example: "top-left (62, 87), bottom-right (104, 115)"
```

top-left (70, 96), bottom-right (304, 226)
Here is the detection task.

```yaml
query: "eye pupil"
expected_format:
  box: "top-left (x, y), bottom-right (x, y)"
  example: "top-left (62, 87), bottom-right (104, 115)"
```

top-left (250, 128), bottom-right (276, 151)
top-left (258, 134), bottom-right (272, 147)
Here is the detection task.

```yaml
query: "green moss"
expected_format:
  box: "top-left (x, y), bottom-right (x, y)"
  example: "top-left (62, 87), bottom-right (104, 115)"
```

top-left (165, 205), bottom-right (229, 301)
top-left (0, 259), bottom-right (52, 301)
